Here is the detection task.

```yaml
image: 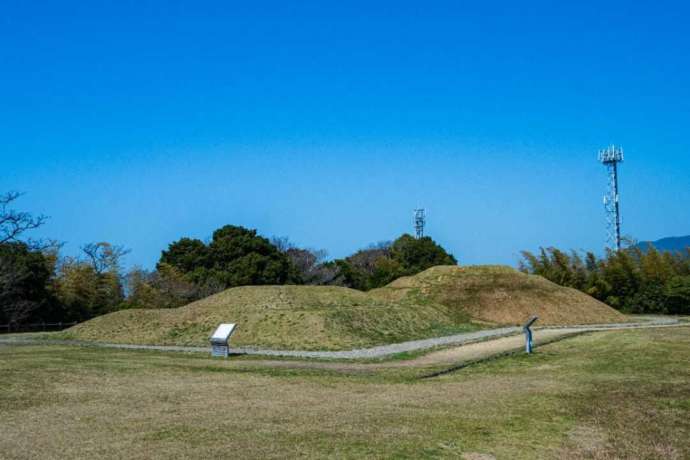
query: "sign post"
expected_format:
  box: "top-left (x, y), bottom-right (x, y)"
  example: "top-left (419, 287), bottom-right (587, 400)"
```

top-left (523, 316), bottom-right (538, 354)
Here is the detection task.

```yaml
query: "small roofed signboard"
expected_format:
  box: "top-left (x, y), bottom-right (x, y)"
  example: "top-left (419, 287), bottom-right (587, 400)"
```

top-left (210, 323), bottom-right (237, 358)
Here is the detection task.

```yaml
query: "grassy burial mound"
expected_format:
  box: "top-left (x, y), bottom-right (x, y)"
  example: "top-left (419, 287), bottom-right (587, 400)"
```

top-left (369, 265), bottom-right (626, 326)
top-left (64, 265), bottom-right (624, 350)
top-left (63, 285), bottom-right (477, 350)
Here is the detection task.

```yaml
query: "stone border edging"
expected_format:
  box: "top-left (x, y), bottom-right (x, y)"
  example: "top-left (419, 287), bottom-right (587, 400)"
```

top-left (0, 316), bottom-right (682, 360)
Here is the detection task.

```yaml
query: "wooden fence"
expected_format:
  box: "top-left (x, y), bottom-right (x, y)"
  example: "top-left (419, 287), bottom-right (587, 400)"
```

top-left (0, 321), bottom-right (78, 334)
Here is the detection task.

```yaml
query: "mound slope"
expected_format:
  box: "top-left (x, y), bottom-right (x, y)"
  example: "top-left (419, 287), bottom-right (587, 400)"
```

top-left (64, 285), bottom-right (477, 350)
top-left (369, 265), bottom-right (625, 326)
top-left (65, 265), bottom-right (625, 350)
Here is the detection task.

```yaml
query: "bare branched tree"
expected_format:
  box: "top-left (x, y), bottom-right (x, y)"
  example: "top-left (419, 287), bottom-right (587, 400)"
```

top-left (81, 242), bottom-right (131, 274)
top-left (124, 263), bottom-right (202, 309)
top-left (271, 236), bottom-right (296, 253)
top-left (347, 247), bottom-right (390, 276)
top-left (284, 247), bottom-right (335, 284)
top-left (0, 191), bottom-right (48, 244)
top-left (272, 237), bottom-right (336, 284)
top-left (367, 240), bottom-right (393, 250)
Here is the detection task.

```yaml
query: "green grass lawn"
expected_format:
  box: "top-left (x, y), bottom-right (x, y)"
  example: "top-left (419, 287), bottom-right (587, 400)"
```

top-left (1, 327), bottom-right (689, 459)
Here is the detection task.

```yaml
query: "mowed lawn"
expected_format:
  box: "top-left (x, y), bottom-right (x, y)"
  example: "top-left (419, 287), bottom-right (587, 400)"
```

top-left (1, 327), bottom-right (689, 459)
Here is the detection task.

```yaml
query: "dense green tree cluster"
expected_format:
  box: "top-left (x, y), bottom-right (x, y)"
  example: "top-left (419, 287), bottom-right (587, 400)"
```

top-left (519, 246), bottom-right (690, 314)
top-left (0, 241), bottom-right (129, 325)
top-left (155, 229), bottom-right (457, 295)
top-left (0, 242), bottom-right (57, 324)
top-left (324, 234), bottom-right (458, 290)
top-left (159, 225), bottom-right (296, 290)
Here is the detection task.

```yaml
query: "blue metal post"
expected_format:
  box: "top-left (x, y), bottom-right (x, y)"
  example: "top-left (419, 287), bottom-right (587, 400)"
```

top-left (524, 327), bottom-right (533, 353)
top-left (522, 316), bottom-right (538, 354)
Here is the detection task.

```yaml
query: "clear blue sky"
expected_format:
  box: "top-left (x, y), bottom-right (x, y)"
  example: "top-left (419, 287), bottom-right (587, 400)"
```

top-left (2, 1), bottom-right (689, 269)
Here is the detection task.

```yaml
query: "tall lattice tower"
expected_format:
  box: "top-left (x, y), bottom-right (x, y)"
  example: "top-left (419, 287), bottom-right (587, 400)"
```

top-left (598, 145), bottom-right (624, 251)
top-left (414, 208), bottom-right (426, 239)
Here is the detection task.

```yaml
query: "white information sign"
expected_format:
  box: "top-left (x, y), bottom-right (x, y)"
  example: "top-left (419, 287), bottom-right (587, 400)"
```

top-left (211, 323), bottom-right (236, 343)
top-left (210, 323), bottom-right (237, 358)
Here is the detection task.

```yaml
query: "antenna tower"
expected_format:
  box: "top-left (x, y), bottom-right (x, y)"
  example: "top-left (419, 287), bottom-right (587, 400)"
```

top-left (414, 208), bottom-right (426, 239)
top-left (598, 145), bottom-right (624, 251)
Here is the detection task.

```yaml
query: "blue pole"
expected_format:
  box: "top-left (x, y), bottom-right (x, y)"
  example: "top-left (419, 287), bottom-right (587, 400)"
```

top-left (522, 315), bottom-right (538, 354)
top-left (524, 327), bottom-right (533, 354)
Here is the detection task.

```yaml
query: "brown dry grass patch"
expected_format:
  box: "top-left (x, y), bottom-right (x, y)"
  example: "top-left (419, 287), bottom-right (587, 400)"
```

top-left (1, 327), bottom-right (688, 459)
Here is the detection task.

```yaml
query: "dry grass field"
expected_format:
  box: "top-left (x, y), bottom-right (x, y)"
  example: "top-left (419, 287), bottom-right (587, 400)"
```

top-left (59, 266), bottom-right (624, 349)
top-left (1, 326), bottom-right (688, 459)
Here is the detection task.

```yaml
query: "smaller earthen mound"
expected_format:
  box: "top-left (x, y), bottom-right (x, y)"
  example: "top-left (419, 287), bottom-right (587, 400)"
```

top-left (370, 265), bottom-right (625, 326)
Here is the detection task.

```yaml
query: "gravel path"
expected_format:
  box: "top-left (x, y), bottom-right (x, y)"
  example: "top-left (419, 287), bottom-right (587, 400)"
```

top-left (0, 316), bottom-right (682, 359)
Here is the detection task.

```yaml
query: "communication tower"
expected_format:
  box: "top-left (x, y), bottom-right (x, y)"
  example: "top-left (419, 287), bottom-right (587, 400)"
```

top-left (414, 208), bottom-right (426, 239)
top-left (598, 145), bottom-right (624, 251)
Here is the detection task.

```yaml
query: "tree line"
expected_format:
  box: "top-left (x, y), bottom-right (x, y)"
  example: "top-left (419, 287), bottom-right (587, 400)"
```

top-left (519, 245), bottom-right (690, 315)
top-left (6, 189), bottom-right (687, 325)
top-left (0, 191), bottom-right (457, 325)
top-left (128, 225), bottom-right (456, 308)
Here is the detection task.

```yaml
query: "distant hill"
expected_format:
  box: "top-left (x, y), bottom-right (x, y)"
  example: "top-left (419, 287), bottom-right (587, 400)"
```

top-left (637, 236), bottom-right (690, 253)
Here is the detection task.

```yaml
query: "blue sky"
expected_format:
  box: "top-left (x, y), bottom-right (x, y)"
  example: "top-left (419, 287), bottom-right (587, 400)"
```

top-left (2, 1), bottom-right (689, 269)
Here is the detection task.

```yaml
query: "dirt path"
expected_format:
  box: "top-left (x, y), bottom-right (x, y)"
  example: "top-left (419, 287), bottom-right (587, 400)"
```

top-left (213, 323), bottom-right (687, 374)
top-left (1, 316), bottom-right (679, 359)
top-left (2, 318), bottom-right (685, 375)
top-left (222, 328), bottom-right (587, 373)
